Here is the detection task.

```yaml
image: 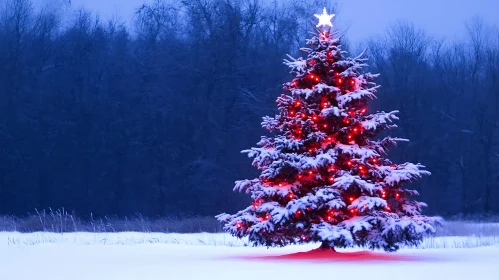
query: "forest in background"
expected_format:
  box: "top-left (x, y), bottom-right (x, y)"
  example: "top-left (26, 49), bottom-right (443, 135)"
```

top-left (0, 0), bottom-right (498, 218)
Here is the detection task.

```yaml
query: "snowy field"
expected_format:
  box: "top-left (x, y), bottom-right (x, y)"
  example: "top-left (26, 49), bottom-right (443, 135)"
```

top-left (1, 230), bottom-right (499, 280)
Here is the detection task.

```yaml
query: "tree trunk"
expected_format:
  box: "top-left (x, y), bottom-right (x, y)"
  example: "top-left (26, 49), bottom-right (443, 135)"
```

top-left (320, 241), bottom-right (336, 251)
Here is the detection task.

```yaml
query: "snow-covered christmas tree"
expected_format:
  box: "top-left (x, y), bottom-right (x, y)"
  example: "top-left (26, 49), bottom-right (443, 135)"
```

top-left (217, 8), bottom-right (439, 252)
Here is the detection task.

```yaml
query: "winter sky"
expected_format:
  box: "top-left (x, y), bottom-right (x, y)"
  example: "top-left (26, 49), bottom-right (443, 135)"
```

top-left (29, 0), bottom-right (499, 42)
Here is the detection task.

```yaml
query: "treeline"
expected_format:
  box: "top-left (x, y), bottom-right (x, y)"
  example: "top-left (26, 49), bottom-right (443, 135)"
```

top-left (0, 0), bottom-right (497, 217)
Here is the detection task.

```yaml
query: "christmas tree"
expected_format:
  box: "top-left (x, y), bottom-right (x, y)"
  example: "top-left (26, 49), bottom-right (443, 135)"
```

top-left (217, 8), bottom-right (439, 252)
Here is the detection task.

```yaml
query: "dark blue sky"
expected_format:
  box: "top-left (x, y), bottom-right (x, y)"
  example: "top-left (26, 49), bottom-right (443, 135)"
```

top-left (33, 0), bottom-right (498, 42)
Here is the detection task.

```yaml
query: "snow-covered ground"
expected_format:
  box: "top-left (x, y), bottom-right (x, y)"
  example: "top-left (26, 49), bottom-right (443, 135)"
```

top-left (1, 232), bottom-right (499, 280)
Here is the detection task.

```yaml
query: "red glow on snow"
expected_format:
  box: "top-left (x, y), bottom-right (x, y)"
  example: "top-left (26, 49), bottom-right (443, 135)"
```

top-left (235, 248), bottom-right (419, 262)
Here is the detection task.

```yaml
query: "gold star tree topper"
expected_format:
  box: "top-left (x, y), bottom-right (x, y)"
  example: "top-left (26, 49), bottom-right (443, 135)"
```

top-left (314, 7), bottom-right (334, 28)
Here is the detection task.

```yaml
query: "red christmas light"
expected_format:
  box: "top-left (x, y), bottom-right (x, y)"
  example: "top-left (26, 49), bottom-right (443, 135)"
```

top-left (372, 158), bottom-right (378, 164)
top-left (396, 193), bottom-right (400, 198)
top-left (295, 100), bottom-right (301, 107)
top-left (323, 124), bottom-right (328, 129)
top-left (338, 78), bottom-right (343, 84)
top-left (348, 110), bottom-right (355, 116)
top-left (328, 176), bottom-right (335, 182)
top-left (385, 206), bottom-right (391, 211)
top-left (308, 170), bottom-right (313, 175)
top-left (353, 128), bottom-right (359, 133)
top-left (361, 108), bottom-right (367, 114)
top-left (347, 161), bottom-right (353, 167)
top-left (312, 115), bottom-right (318, 121)
top-left (252, 198), bottom-right (263, 208)
top-left (296, 210), bottom-right (302, 217)
top-left (298, 174), bottom-right (303, 179)
top-left (292, 81), bottom-right (298, 87)
top-left (327, 136), bottom-right (332, 141)
top-left (343, 118), bottom-right (350, 124)
top-left (382, 190), bottom-right (386, 199)
top-left (301, 113), bottom-right (306, 118)
top-left (349, 197), bottom-right (354, 202)
top-left (322, 102), bottom-right (329, 108)
top-left (264, 213), bottom-right (271, 220)
top-left (350, 79), bottom-right (355, 85)
top-left (301, 235), bottom-right (307, 241)
top-left (288, 193), bottom-right (295, 199)
top-left (236, 222), bottom-right (242, 228)
top-left (290, 110), bottom-right (296, 116)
